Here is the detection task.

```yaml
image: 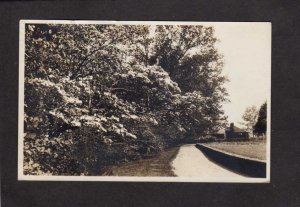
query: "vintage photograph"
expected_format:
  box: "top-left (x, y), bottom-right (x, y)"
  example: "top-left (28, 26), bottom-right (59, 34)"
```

top-left (18, 21), bottom-right (271, 182)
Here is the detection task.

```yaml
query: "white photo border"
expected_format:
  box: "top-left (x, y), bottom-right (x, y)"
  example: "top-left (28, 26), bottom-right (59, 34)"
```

top-left (18, 20), bottom-right (271, 182)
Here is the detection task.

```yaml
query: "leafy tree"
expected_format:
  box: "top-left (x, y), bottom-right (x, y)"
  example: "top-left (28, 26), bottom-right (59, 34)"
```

top-left (152, 25), bottom-right (228, 130)
top-left (241, 106), bottom-right (258, 136)
top-left (23, 23), bottom-right (228, 175)
top-left (153, 26), bottom-right (219, 81)
top-left (254, 102), bottom-right (267, 136)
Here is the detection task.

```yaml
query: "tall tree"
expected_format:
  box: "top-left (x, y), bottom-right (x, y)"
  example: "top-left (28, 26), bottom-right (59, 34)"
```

top-left (241, 106), bottom-right (258, 136)
top-left (254, 102), bottom-right (267, 136)
top-left (152, 25), bottom-right (228, 131)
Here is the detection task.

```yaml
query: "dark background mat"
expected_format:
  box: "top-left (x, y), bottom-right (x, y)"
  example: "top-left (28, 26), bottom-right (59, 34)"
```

top-left (0, 1), bottom-right (299, 206)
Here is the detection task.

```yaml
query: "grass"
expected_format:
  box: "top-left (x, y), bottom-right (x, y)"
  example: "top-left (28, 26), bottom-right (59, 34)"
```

top-left (204, 140), bottom-right (266, 161)
top-left (100, 146), bottom-right (180, 176)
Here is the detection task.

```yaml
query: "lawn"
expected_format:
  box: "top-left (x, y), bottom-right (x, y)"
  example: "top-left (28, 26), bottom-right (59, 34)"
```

top-left (204, 140), bottom-right (267, 161)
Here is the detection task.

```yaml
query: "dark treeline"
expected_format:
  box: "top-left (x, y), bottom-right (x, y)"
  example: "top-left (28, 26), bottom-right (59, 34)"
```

top-left (24, 24), bottom-right (228, 175)
top-left (254, 102), bottom-right (267, 136)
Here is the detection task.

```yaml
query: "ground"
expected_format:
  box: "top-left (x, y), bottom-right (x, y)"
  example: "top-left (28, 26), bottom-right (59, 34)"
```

top-left (101, 144), bottom-right (246, 178)
top-left (203, 140), bottom-right (266, 161)
top-left (172, 144), bottom-right (244, 178)
top-left (101, 147), bottom-right (180, 176)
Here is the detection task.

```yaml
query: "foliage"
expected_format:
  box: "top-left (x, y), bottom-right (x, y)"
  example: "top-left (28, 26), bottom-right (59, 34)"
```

top-left (241, 106), bottom-right (258, 136)
top-left (254, 102), bottom-right (267, 135)
top-left (23, 23), bottom-right (228, 175)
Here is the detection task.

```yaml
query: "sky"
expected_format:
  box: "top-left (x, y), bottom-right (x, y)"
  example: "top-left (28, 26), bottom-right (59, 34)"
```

top-left (211, 23), bottom-right (271, 127)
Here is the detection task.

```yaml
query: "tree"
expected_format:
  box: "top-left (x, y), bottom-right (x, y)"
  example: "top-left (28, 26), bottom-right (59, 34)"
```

top-left (241, 106), bottom-right (258, 136)
top-left (254, 102), bottom-right (267, 136)
top-left (23, 23), bottom-right (228, 175)
top-left (152, 25), bottom-right (228, 131)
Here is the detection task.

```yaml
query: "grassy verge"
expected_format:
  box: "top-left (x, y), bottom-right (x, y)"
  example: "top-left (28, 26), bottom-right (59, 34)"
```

top-left (204, 140), bottom-right (266, 161)
top-left (100, 146), bottom-right (180, 176)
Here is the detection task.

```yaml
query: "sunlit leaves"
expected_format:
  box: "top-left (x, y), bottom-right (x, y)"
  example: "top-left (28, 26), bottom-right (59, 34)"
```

top-left (24, 23), bottom-right (228, 175)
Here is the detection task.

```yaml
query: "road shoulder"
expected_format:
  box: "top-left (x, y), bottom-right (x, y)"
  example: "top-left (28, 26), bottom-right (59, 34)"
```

top-left (100, 146), bottom-right (180, 176)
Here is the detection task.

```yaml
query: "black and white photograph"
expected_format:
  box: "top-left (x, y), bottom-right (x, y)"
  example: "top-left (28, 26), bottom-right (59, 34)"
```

top-left (18, 21), bottom-right (271, 182)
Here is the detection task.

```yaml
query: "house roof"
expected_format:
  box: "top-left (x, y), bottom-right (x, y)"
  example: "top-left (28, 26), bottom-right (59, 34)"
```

top-left (217, 128), bottom-right (226, 134)
top-left (212, 124), bottom-right (246, 135)
top-left (232, 126), bottom-right (244, 132)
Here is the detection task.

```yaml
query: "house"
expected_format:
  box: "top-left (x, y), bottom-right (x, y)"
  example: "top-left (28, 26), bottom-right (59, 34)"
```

top-left (207, 123), bottom-right (249, 141)
top-left (225, 123), bottom-right (249, 139)
top-left (210, 128), bottom-right (226, 139)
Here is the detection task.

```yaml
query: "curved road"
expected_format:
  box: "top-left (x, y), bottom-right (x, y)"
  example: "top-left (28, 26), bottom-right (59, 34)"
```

top-left (172, 144), bottom-right (245, 178)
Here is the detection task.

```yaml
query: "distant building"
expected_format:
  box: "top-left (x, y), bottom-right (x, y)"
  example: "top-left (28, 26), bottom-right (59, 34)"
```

top-left (210, 129), bottom-right (225, 139)
top-left (208, 123), bottom-right (249, 140)
top-left (225, 123), bottom-right (249, 139)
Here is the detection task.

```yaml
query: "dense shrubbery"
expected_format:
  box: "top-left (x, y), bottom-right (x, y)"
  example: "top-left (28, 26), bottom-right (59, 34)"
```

top-left (23, 24), bottom-right (228, 175)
